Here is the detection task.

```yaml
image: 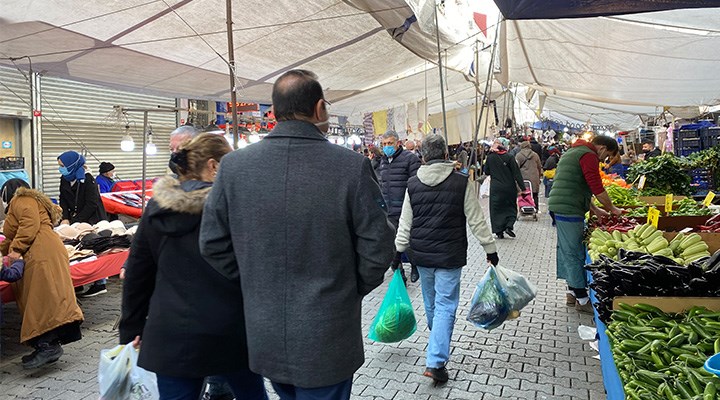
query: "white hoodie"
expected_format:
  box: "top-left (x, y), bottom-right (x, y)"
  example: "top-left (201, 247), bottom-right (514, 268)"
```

top-left (394, 161), bottom-right (497, 257)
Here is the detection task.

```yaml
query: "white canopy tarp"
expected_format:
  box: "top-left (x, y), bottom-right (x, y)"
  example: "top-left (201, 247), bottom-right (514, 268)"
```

top-left (503, 9), bottom-right (720, 108)
top-left (0, 0), bottom-right (497, 117)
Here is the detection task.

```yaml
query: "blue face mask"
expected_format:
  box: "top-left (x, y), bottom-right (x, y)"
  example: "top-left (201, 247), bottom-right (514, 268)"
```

top-left (383, 146), bottom-right (396, 158)
top-left (59, 166), bottom-right (69, 176)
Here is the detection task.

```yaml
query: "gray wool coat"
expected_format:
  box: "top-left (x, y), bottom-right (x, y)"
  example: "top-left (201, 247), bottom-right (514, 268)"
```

top-left (199, 120), bottom-right (396, 388)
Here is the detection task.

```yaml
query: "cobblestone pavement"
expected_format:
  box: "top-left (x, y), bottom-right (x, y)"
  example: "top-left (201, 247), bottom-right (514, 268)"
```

top-left (0, 198), bottom-right (606, 399)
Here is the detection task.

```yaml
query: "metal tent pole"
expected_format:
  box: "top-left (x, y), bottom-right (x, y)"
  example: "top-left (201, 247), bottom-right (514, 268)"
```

top-left (472, 17), bottom-right (502, 147)
top-left (226, 0), bottom-right (239, 148)
top-left (434, 2), bottom-right (448, 144)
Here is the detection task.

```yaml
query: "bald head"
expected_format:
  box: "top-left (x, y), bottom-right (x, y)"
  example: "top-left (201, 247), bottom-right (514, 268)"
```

top-left (272, 70), bottom-right (324, 121)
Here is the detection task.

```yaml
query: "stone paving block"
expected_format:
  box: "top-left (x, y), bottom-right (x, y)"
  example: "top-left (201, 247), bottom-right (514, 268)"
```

top-left (0, 203), bottom-right (608, 399)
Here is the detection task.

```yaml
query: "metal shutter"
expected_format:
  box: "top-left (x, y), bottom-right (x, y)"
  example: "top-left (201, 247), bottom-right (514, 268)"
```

top-left (40, 77), bottom-right (176, 198)
top-left (0, 66), bottom-right (32, 117)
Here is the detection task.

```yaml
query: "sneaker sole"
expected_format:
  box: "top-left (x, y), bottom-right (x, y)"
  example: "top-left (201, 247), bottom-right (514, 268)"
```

top-left (79, 289), bottom-right (107, 298)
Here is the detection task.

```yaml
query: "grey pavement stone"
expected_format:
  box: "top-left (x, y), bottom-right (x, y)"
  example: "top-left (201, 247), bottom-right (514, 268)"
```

top-left (0, 197), bottom-right (607, 399)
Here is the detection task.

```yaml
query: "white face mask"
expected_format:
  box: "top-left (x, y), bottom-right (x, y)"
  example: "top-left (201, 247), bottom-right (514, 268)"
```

top-left (315, 119), bottom-right (330, 133)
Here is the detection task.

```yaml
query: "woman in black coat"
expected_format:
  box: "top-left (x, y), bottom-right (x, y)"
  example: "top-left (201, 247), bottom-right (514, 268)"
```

top-left (57, 151), bottom-right (107, 225)
top-left (119, 134), bottom-right (267, 400)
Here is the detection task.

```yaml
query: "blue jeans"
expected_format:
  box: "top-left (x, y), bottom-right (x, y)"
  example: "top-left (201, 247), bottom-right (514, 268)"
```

top-left (272, 378), bottom-right (352, 400)
top-left (156, 370), bottom-right (267, 400)
top-left (417, 266), bottom-right (462, 368)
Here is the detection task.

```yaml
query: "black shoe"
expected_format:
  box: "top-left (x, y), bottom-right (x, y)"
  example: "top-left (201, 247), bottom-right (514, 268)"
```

top-left (495, 232), bottom-right (504, 239)
top-left (202, 394), bottom-right (234, 400)
top-left (22, 342), bottom-right (63, 369)
top-left (410, 266), bottom-right (419, 283)
top-left (79, 284), bottom-right (107, 298)
top-left (74, 285), bottom-right (85, 294)
top-left (424, 367), bottom-right (449, 384)
top-left (505, 228), bottom-right (516, 238)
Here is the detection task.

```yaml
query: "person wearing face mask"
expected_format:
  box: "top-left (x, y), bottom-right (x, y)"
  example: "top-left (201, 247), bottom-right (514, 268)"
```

top-left (548, 135), bottom-right (622, 313)
top-left (200, 70), bottom-right (395, 399)
top-left (641, 138), bottom-right (662, 160)
top-left (58, 151), bottom-right (108, 297)
top-left (96, 162), bottom-right (116, 193)
top-left (377, 131), bottom-right (422, 284)
top-left (57, 151), bottom-right (107, 225)
top-left (120, 133), bottom-right (267, 400)
top-left (0, 178), bottom-right (84, 369)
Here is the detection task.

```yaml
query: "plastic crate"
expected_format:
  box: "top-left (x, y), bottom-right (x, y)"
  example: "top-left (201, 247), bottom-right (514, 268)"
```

top-left (704, 127), bottom-right (720, 148)
top-left (0, 157), bottom-right (25, 170)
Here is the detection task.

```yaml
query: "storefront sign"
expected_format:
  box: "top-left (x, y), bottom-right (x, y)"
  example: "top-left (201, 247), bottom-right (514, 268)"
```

top-left (227, 102), bottom-right (259, 112)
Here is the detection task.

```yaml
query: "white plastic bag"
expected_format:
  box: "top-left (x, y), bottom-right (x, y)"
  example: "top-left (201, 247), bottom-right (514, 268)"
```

top-left (99, 343), bottom-right (159, 400)
top-left (480, 176), bottom-right (491, 198)
top-left (495, 265), bottom-right (537, 312)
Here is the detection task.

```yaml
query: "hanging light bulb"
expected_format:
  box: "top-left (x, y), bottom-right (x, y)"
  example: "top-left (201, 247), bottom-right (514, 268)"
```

top-left (145, 133), bottom-right (157, 156)
top-left (120, 125), bottom-right (135, 151)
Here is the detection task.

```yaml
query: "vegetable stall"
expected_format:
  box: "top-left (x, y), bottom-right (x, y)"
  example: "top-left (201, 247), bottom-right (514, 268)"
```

top-left (584, 163), bottom-right (720, 399)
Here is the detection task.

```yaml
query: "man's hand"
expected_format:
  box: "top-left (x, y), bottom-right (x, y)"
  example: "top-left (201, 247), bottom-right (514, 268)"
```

top-left (486, 252), bottom-right (499, 266)
top-left (60, 219), bottom-right (70, 226)
top-left (119, 268), bottom-right (126, 280)
top-left (131, 335), bottom-right (141, 349)
top-left (609, 206), bottom-right (623, 216)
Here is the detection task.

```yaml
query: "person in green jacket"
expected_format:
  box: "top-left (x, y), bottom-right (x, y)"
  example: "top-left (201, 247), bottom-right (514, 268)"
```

top-left (548, 135), bottom-right (622, 313)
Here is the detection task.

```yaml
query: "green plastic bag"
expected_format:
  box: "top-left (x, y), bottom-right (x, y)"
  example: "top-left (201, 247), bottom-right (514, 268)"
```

top-left (368, 269), bottom-right (417, 343)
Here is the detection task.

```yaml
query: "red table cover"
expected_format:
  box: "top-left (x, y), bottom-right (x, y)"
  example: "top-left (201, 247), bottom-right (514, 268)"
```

top-left (0, 250), bottom-right (129, 303)
top-left (101, 190), bottom-right (153, 219)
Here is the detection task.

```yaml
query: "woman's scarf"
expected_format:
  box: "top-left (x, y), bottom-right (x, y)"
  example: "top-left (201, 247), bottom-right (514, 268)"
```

top-left (58, 151), bottom-right (87, 182)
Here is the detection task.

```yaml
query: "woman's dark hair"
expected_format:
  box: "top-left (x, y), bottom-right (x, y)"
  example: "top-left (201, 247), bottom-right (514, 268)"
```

top-left (1, 178), bottom-right (30, 207)
top-left (174, 133), bottom-right (232, 180)
top-left (591, 135), bottom-right (619, 154)
top-left (271, 70), bottom-right (324, 121)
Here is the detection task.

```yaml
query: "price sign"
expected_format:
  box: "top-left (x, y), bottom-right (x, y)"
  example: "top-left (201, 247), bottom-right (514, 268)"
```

top-left (665, 194), bottom-right (673, 214)
top-left (703, 192), bottom-right (716, 207)
top-left (647, 206), bottom-right (660, 228)
top-left (638, 175), bottom-right (647, 190)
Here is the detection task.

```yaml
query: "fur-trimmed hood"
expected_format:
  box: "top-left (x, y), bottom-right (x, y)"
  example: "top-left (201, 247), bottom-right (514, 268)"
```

top-left (14, 187), bottom-right (63, 224)
top-left (152, 176), bottom-right (211, 215)
top-left (146, 176), bottom-right (212, 237)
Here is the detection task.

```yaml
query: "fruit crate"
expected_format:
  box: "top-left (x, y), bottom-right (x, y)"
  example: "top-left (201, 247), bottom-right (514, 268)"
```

top-left (0, 157), bottom-right (25, 170)
top-left (703, 127), bottom-right (720, 148)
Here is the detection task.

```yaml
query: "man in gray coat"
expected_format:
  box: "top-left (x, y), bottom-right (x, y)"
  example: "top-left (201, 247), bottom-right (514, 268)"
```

top-left (199, 69), bottom-right (395, 400)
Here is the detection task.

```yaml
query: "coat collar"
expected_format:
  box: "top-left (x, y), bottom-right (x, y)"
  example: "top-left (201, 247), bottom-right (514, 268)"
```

top-left (265, 120), bottom-right (328, 141)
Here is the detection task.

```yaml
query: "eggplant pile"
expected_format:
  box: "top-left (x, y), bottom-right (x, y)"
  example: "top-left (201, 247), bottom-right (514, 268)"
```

top-left (586, 250), bottom-right (720, 323)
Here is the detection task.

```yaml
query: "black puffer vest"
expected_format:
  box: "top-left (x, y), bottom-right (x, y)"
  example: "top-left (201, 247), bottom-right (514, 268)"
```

top-left (407, 171), bottom-right (468, 268)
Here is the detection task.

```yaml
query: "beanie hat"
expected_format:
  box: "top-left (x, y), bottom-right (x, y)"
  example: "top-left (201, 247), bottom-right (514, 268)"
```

top-left (99, 162), bottom-right (115, 174)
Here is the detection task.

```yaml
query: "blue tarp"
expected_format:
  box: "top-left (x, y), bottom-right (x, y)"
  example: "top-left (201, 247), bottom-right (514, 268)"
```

top-left (586, 258), bottom-right (625, 400)
top-left (493, 0), bottom-right (720, 20)
top-left (531, 120), bottom-right (566, 131)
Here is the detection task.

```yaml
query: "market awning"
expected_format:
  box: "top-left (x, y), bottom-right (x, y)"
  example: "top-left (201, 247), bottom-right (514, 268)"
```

top-left (0, 0), bottom-right (495, 117)
top-left (493, 0), bottom-right (720, 20)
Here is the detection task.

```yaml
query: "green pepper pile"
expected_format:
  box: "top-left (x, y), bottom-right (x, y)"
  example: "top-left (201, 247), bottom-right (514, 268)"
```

top-left (605, 186), bottom-right (645, 207)
top-left (669, 198), bottom-right (714, 216)
top-left (607, 303), bottom-right (720, 400)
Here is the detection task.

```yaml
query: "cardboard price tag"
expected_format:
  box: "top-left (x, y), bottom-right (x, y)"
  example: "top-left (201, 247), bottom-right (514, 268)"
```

top-left (638, 175), bottom-right (647, 190)
top-left (703, 192), bottom-right (715, 207)
top-left (647, 207), bottom-right (660, 228)
top-left (665, 194), bottom-right (673, 214)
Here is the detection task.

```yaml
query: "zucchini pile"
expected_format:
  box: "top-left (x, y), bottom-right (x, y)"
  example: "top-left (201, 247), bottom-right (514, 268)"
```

top-left (588, 224), bottom-right (711, 265)
top-left (607, 303), bottom-right (720, 400)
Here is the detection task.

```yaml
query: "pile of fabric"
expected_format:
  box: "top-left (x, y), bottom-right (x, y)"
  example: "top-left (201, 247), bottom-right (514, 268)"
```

top-left (54, 220), bottom-right (136, 264)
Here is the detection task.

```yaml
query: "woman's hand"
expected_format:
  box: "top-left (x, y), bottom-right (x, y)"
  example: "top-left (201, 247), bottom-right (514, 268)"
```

top-left (60, 219), bottom-right (70, 226)
top-left (7, 251), bottom-right (21, 263)
top-left (132, 335), bottom-right (141, 349)
top-left (119, 268), bottom-right (126, 280)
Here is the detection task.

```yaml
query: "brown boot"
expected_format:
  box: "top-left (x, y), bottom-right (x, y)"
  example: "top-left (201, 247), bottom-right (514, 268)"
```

top-left (565, 293), bottom-right (576, 306)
